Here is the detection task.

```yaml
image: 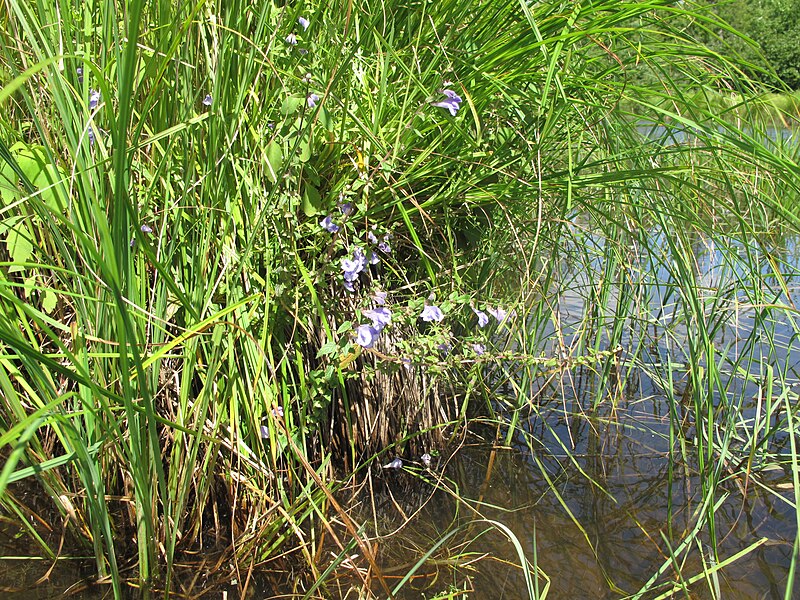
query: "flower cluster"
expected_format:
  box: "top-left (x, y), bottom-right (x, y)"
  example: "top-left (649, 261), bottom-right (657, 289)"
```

top-left (342, 248), bottom-right (367, 292)
top-left (356, 305), bottom-right (393, 348)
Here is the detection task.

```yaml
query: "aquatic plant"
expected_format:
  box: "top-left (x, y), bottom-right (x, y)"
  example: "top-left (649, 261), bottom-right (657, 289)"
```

top-left (0, 0), bottom-right (799, 597)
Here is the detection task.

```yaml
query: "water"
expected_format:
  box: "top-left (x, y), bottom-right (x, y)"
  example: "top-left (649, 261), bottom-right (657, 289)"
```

top-left (376, 227), bottom-right (800, 598)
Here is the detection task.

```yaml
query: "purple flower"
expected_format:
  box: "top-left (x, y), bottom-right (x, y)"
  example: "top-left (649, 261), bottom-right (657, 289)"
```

top-left (321, 215), bottom-right (339, 233)
top-left (367, 230), bottom-right (378, 244)
top-left (363, 307), bottom-right (392, 331)
top-left (140, 224), bottom-right (153, 234)
top-left (372, 290), bottom-right (387, 305)
top-left (298, 16), bottom-right (310, 30)
top-left (356, 324), bottom-right (380, 348)
top-left (89, 90), bottom-right (101, 110)
top-left (76, 67), bottom-right (83, 85)
top-left (88, 126), bottom-right (96, 146)
top-left (487, 306), bottom-right (508, 323)
top-left (260, 424), bottom-right (270, 439)
top-left (472, 343), bottom-right (486, 355)
top-left (383, 458), bottom-right (403, 470)
top-left (437, 342), bottom-right (452, 355)
top-left (286, 33), bottom-right (297, 45)
top-left (420, 304), bottom-right (444, 323)
top-left (344, 280), bottom-right (355, 293)
top-left (472, 306), bottom-right (489, 328)
top-left (342, 248), bottom-right (366, 282)
top-left (378, 239), bottom-right (391, 253)
top-left (299, 48), bottom-right (308, 55)
top-left (420, 453), bottom-right (432, 467)
top-left (202, 94), bottom-right (213, 106)
top-left (368, 250), bottom-right (380, 265)
top-left (432, 89), bottom-right (462, 116)
top-left (307, 93), bottom-right (320, 108)
top-left (271, 406), bottom-right (284, 418)
top-left (339, 202), bottom-right (354, 215)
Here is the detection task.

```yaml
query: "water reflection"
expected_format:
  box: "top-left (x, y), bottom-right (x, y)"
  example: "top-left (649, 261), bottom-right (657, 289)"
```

top-left (399, 393), bottom-right (798, 599)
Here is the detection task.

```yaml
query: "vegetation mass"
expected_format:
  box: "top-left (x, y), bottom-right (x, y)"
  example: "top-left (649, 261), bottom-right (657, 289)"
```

top-left (1, 0), bottom-right (800, 598)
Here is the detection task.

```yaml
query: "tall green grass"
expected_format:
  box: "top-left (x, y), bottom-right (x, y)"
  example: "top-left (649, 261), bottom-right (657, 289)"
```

top-left (1, 0), bottom-right (800, 597)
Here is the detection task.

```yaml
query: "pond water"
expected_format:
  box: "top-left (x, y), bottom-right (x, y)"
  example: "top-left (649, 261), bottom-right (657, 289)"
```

top-left (376, 229), bottom-right (800, 598)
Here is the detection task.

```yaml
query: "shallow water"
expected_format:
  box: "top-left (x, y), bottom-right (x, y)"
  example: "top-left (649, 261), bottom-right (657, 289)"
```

top-left (387, 394), bottom-right (798, 599)
top-left (381, 228), bottom-right (800, 598)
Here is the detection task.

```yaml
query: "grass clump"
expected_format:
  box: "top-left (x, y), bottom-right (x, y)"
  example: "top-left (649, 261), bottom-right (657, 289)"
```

top-left (1, 0), bottom-right (800, 598)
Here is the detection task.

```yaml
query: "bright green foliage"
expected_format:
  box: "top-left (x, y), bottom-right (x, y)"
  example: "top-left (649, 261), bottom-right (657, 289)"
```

top-left (0, 0), bottom-right (799, 598)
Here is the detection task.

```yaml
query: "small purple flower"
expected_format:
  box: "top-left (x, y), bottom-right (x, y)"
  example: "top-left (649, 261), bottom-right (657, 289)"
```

top-left (356, 324), bottom-right (380, 348)
top-left (202, 94), bottom-right (213, 106)
top-left (367, 230), bottom-right (378, 244)
top-left (437, 342), bottom-right (452, 355)
top-left (342, 248), bottom-right (366, 282)
top-left (89, 89), bottom-right (101, 110)
top-left (88, 126), bottom-right (96, 146)
top-left (378, 239), bottom-right (391, 253)
top-left (339, 202), bottom-right (354, 215)
top-left (383, 458), bottom-right (403, 470)
top-left (420, 304), bottom-right (444, 323)
top-left (372, 290), bottom-right (387, 305)
top-left (307, 93), bottom-right (320, 108)
top-left (472, 306), bottom-right (489, 328)
top-left (140, 224), bottom-right (153, 234)
top-left (76, 67), bottom-right (83, 85)
top-left (368, 250), bottom-right (380, 265)
top-left (260, 424), bottom-right (270, 438)
top-left (432, 88), bottom-right (462, 116)
top-left (286, 33), bottom-right (297, 45)
top-left (363, 307), bottom-right (392, 331)
top-left (271, 405), bottom-right (284, 418)
top-left (420, 453), bottom-right (432, 467)
top-left (344, 280), bottom-right (355, 293)
top-left (401, 357), bottom-right (412, 371)
top-left (472, 343), bottom-right (486, 355)
top-left (298, 16), bottom-right (310, 30)
top-left (321, 215), bottom-right (339, 233)
top-left (298, 48), bottom-right (309, 55)
top-left (487, 306), bottom-right (508, 323)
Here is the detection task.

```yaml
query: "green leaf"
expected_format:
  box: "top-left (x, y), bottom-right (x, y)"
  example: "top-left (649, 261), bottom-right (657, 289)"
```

top-left (316, 340), bottom-right (338, 358)
top-left (280, 96), bottom-right (304, 115)
top-left (298, 135), bottom-right (312, 163)
top-left (301, 184), bottom-right (321, 217)
top-left (6, 219), bottom-right (33, 272)
top-left (41, 289), bottom-right (57, 314)
top-left (265, 140), bottom-right (283, 183)
top-left (8, 143), bottom-right (66, 212)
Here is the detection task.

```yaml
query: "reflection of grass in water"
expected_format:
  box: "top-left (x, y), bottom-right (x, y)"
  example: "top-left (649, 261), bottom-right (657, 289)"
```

top-left (1, 0), bottom-right (800, 598)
